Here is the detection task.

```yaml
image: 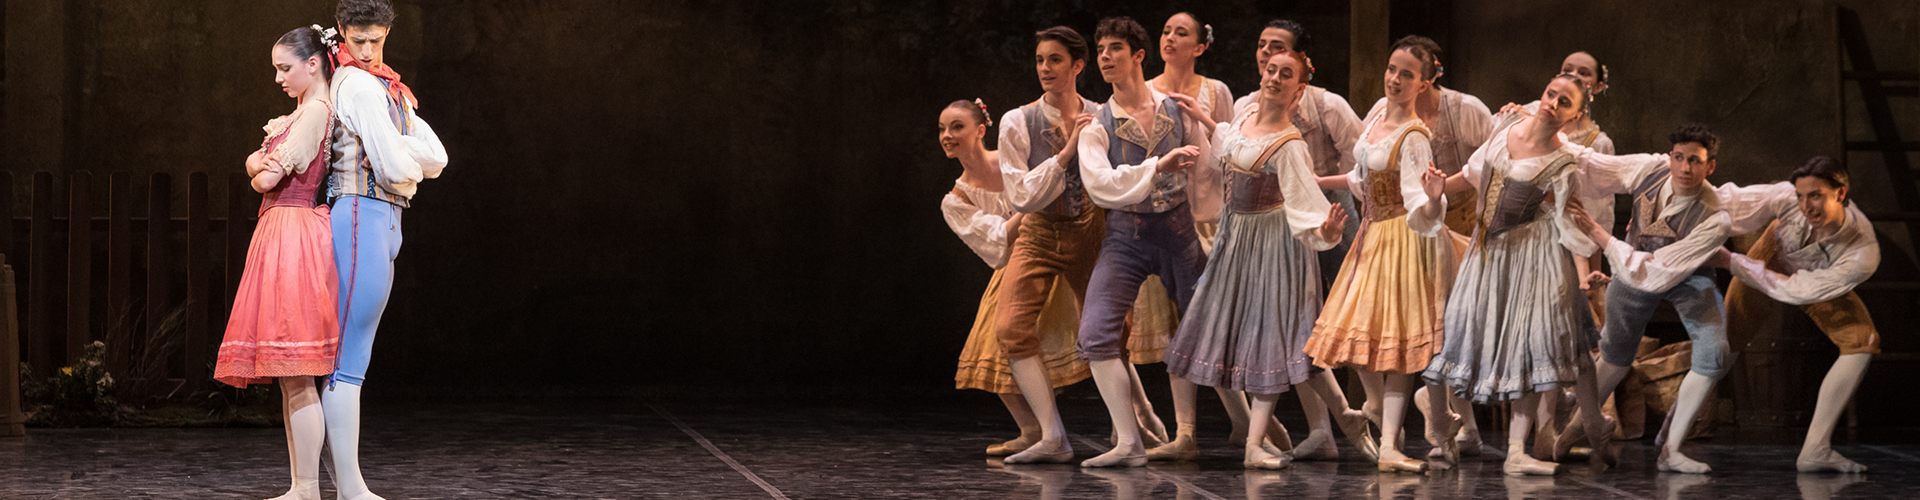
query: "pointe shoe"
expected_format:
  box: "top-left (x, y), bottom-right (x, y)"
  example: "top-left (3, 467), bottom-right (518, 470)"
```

top-left (1137, 410), bottom-right (1171, 444)
top-left (1425, 414), bottom-right (1464, 470)
top-left (1554, 408), bottom-right (1588, 461)
top-left (1080, 447), bottom-right (1148, 468)
top-left (987, 435), bottom-right (1037, 456)
top-left (1796, 451), bottom-right (1867, 473)
top-left (1145, 435), bottom-right (1198, 461)
top-left (1005, 440), bottom-right (1075, 464)
top-left (1334, 410), bottom-right (1380, 462)
top-left (1456, 431), bottom-right (1485, 457)
top-left (1377, 457), bottom-right (1428, 473)
top-left (1291, 432), bottom-right (1339, 461)
top-left (1531, 421), bottom-right (1561, 461)
top-left (1244, 454), bottom-right (1291, 470)
top-left (1504, 456), bottom-right (1560, 476)
top-left (1588, 417), bottom-right (1619, 469)
top-left (1260, 439), bottom-right (1287, 458)
top-left (1656, 449), bottom-right (1711, 474)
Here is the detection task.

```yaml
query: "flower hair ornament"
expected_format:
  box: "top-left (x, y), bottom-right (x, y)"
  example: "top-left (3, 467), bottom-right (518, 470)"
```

top-left (1203, 24), bottom-right (1214, 45)
top-left (1596, 64), bottom-right (1610, 96)
top-left (1302, 54), bottom-right (1317, 82)
top-left (974, 98), bottom-right (993, 127)
top-left (1432, 60), bottom-right (1445, 82)
top-left (311, 24), bottom-right (341, 68)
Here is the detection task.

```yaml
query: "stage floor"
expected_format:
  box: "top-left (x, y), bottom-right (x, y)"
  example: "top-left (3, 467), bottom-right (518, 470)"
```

top-left (3, 393), bottom-right (1918, 499)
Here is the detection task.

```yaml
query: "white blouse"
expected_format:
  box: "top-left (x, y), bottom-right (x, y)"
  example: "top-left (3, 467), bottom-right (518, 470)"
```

top-left (1210, 120), bottom-right (1340, 251)
top-left (1574, 149), bottom-right (1733, 292)
top-left (1715, 182), bottom-right (1881, 304)
top-left (1347, 113), bottom-right (1445, 236)
top-left (940, 179), bottom-right (1017, 269)
top-left (1463, 121), bottom-right (1597, 257)
top-left (1077, 89), bottom-right (1216, 213)
top-left (996, 98), bottom-right (1089, 213)
top-left (1234, 86), bottom-right (1365, 177)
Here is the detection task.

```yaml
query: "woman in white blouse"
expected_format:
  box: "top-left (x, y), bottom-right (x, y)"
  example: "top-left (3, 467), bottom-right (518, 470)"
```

top-left (1306, 38), bottom-right (1465, 473)
top-left (1162, 50), bottom-right (1349, 470)
top-left (937, 100), bottom-right (1091, 457)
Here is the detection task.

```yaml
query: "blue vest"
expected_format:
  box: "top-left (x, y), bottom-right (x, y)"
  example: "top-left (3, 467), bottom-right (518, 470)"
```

top-left (1098, 97), bottom-right (1187, 214)
top-left (1022, 98), bottom-right (1100, 218)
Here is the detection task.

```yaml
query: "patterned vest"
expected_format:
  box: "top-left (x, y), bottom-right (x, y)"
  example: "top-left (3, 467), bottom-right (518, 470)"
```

top-left (1363, 124), bottom-right (1431, 221)
top-left (1022, 98), bottom-right (1100, 218)
top-left (1625, 168), bottom-right (1718, 254)
top-left (1098, 97), bottom-right (1188, 214)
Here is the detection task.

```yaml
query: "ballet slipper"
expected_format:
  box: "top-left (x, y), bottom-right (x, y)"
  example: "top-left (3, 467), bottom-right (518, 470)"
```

top-left (1796, 449), bottom-right (1867, 473)
top-left (1656, 448), bottom-right (1711, 474)
top-left (1290, 431), bottom-right (1339, 461)
top-left (1005, 439), bottom-right (1075, 464)
top-left (987, 435), bottom-right (1036, 456)
top-left (1334, 410), bottom-right (1380, 462)
top-left (1503, 454), bottom-right (1560, 476)
top-left (1080, 447), bottom-right (1148, 468)
top-left (1136, 408), bottom-right (1170, 445)
top-left (1260, 439), bottom-right (1286, 458)
top-left (1531, 419), bottom-right (1561, 461)
top-left (1145, 434), bottom-right (1198, 461)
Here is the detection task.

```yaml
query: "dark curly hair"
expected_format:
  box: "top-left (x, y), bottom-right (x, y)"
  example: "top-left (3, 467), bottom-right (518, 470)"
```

top-left (1095, 16), bottom-right (1150, 54)
top-left (1667, 123), bottom-right (1720, 159)
top-left (336, 0), bottom-right (396, 28)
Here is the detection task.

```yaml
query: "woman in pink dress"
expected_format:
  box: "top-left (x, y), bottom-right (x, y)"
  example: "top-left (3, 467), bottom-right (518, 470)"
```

top-left (213, 25), bottom-right (341, 500)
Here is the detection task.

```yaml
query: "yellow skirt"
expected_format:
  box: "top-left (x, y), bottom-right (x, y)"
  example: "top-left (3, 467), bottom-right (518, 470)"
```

top-left (956, 269), bottom-right (1092, 393)
top-left (1125, 276), bottom-right (1181, 364)
top-left (1304, 215), bottom-right (1465, 374)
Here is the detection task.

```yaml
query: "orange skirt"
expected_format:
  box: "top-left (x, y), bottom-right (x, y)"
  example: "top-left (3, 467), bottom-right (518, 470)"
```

top-left (213, 205), bottom-right (341, 387)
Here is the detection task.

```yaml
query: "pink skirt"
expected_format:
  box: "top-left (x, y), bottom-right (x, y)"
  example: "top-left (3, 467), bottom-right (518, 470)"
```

top-left (213, 205), bottom-right (341, 387)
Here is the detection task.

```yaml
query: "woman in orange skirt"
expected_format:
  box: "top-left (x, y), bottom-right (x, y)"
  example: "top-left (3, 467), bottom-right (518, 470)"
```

top-left (213, 26), bottom-right (342, 500)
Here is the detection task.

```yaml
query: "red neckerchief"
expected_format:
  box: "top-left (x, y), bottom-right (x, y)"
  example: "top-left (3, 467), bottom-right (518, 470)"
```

top-left (334, 46), bottom-right (418, 109)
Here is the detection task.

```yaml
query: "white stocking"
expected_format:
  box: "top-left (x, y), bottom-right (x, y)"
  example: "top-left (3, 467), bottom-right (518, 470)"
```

top-left (1658, 371), bottom-right (1718, 473)
top-left (322, 382), bottom-right (385, 500)
top-left (1083, 359), bottom-right (1147, 467)
top-left (1004, 357), bottom-right (1073, 463)
top-left (270, 377), bottom-right (324, 500)
top-left (1800, 353), bottom-right (1870, 471)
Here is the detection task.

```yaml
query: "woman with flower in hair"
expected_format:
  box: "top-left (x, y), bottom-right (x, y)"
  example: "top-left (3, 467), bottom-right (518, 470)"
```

top-left (215, 25), bottom-right (340, 500)
top-left (937, 98), bottom-right (1092, 458)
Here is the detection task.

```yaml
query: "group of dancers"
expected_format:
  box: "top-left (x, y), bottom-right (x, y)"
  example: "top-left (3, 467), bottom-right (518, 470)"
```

top-left (209, 1), bottom-right (447, 499)
top-left (937, 13), bottom-right (1881, 477)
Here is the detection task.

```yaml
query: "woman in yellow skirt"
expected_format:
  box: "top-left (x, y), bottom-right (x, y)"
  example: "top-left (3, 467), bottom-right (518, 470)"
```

top-left (1304, 37), bottom-right (1468, 473)
top-left (938, 99), bottom-right (1092, 456)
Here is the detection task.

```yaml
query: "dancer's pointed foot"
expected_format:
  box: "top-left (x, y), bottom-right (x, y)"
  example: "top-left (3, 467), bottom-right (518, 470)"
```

top-left (1588, 416), bottom-right (1619, 469)
top-left (1260, 438), bottom-right (1286, 459)
top-left (1145, 434), bottom-right (1198, 461)
top-left (1456, 426), bottom-right (1485, 457)
top-left (1377, 449), bottom-right (1428, 473)
top-left (1796, 449), bottom-right (1867, 473)
top-left (1005, 438), bottom-right (1075, 464)
top-left (1291, 430), bottom-right (1339, 461)
top-left (1532, 421), bottom-right (1561, 461)
top-left (1425, 413), bottom-right (1464, 470)
top-left (987, 434), bottom-right (1037, 456)
top-left (1334, 409), bottom-right (1380, 462)
top-left (1504, 454), bottom-right (1560, 476)
top-left (1080, 442), bottom-right (1147, 468)
top-left (1656, 449), bottom-right (1711, 474)
top-left (1244, 445), bottom-right (1291, 470)
top-left (1137, 408), bottom-right (1170, 444)
top-left (1554, 408), bottom-right (1588, 461)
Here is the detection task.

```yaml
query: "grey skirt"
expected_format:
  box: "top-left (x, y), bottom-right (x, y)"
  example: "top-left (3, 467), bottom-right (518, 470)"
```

top-left (1424, 217), bottom-right (1597, 402)
top-left (1164, 208), bottom-right (1323, 395)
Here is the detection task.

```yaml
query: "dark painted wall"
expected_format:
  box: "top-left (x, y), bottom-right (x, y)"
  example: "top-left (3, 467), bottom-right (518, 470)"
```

top-left (5, 2), bottom-right (1918, 411)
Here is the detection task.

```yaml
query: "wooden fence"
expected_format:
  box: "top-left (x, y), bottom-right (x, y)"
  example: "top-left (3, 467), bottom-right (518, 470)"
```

top-left (2, 171), bottom-right (257, 392)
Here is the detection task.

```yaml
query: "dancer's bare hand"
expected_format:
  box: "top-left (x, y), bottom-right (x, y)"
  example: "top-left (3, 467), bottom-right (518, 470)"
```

top-left (1158, 145), bottom-right (1201, 172)
top-left (1319, 203), bottom-right (1349, 242)
top-left (1581, 270), bottom-right (1611, 291)
top-left (1006, 213), bottom-right (1026, 243)
top-left (1498, 102), bottom-right (1529, 116)
top-left (1565, 199), bottom-right (1609, 244)
top-left (1422, 165), bottom-right (1448, 200)
top-left (1056, 113), bottom-right (1095, 163)
top-left (261, 157), bottom-right (286, 175)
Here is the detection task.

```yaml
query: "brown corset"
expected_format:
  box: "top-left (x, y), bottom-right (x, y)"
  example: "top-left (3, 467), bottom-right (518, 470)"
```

top-left (1224, 132), bottom-right (1303, 213)
top-left (1364, 125), bottom-right (1430, 220)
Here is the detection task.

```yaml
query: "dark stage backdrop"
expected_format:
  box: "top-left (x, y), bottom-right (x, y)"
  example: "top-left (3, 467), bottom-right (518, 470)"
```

top-left (6, 1), bottom-right (1918, 406)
